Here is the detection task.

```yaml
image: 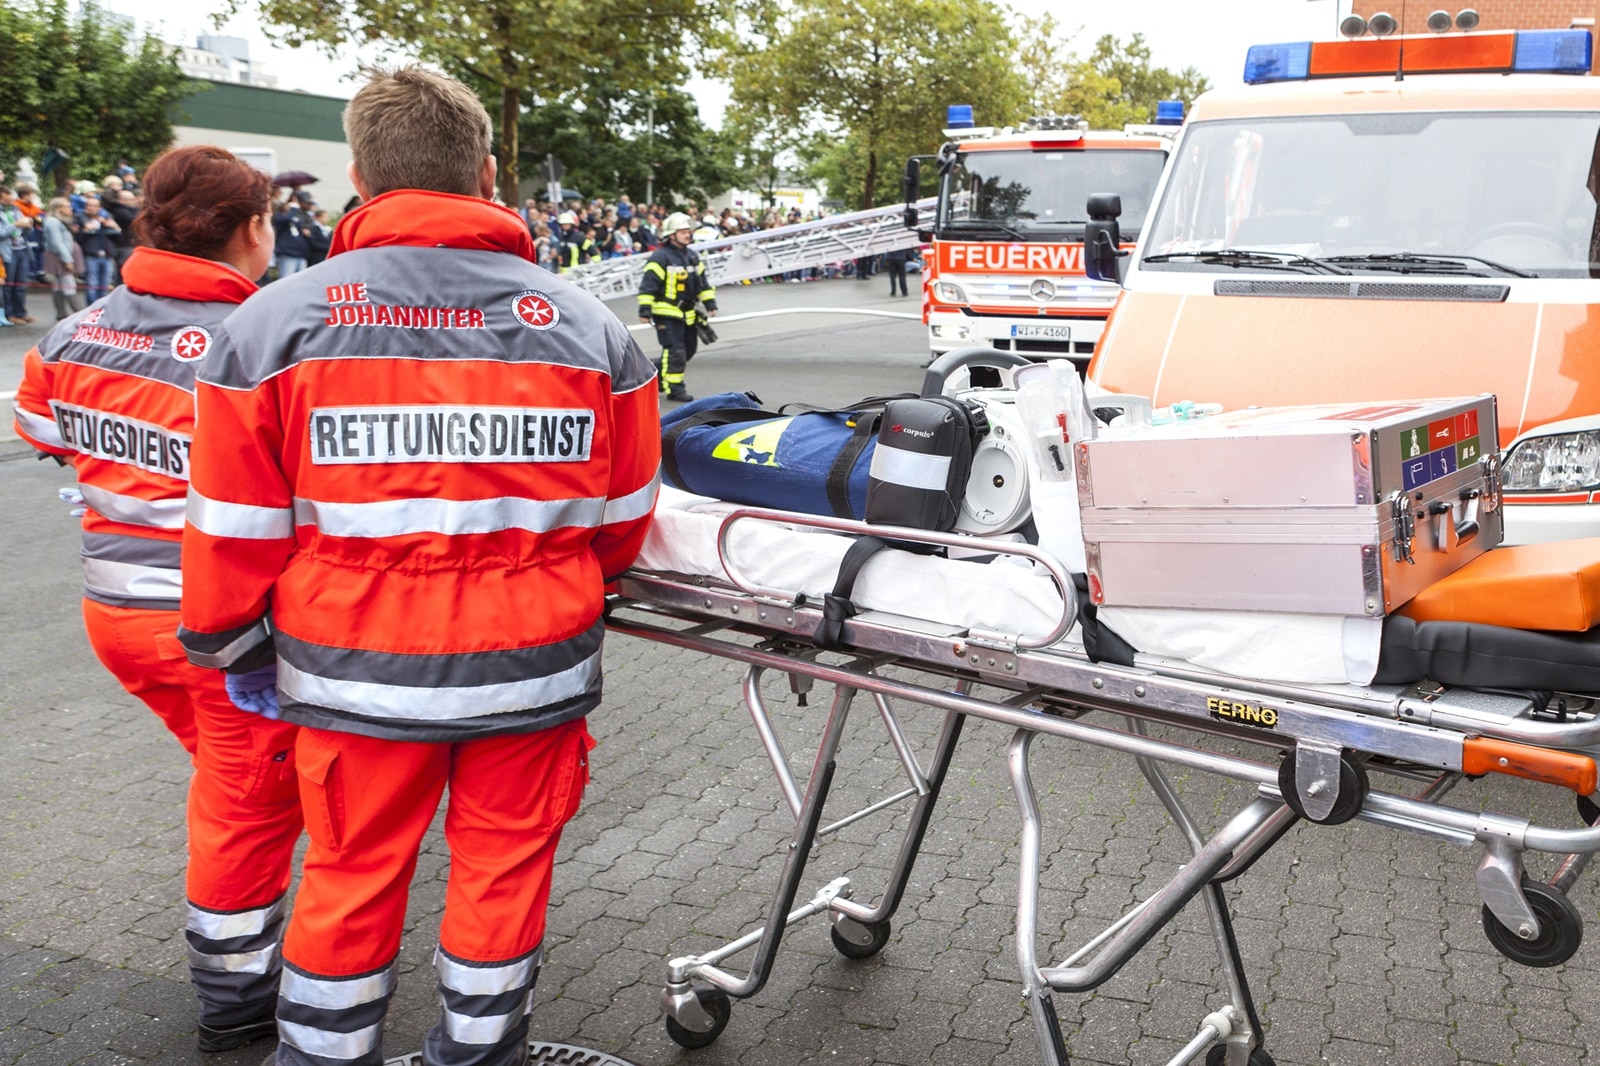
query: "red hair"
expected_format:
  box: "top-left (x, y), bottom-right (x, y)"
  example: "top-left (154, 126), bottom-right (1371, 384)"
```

top-left (133, 146), bottom-right (273, 259)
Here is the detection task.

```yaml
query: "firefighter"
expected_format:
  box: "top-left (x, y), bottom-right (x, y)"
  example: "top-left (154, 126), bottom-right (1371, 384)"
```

top-left (177, 66), bottom-right (660, 1066)
top-left (11, 145), bottom-right (304, 1054)
top-left (637, 211), bottom-right (717, 402)
top-left (556, 210), bottom-right (596, 270)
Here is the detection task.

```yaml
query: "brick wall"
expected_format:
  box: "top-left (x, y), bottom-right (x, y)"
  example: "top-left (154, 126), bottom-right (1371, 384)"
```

top-left (1351, 1), bottom-right (1600, 34)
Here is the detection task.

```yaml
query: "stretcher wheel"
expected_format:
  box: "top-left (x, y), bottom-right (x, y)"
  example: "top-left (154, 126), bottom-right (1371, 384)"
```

top-left (1205, 1046), bottom-right (1276, 1066)
top-left (663, 987), bottom-right (731, 1049)
top-left (1481, 880), bottom-right (1583, 968)
top-left (1577, 793), bottom-right (1600, 826)
top-left (1276, 751), bottom-right (1367, 825)
top-left (830, 917), bottom-right (892, 959)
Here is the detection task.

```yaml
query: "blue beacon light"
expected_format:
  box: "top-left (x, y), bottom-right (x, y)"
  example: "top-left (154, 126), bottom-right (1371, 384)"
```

top-left (946, 104), bottom-right (975, 129)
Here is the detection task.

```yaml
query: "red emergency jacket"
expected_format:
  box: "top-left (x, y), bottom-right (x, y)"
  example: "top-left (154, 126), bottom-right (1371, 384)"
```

top-left (177, 190), bottom-right (661, 742)
top-left (11, 249), bottom-right (256, 609)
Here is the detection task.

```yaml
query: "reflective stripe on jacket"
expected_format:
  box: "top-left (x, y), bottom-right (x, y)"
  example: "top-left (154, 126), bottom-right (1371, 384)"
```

top-left (11, 248), bottom-right (257, 609)
top-left (637, 244), bottom-right (716, 322)
top-left (178, 189), bottom-right (662, 742)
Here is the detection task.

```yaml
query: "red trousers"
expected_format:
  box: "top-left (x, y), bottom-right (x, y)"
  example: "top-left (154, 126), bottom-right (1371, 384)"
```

top-left (83, 600), bottom-right (303, 1026)
top-left (284, 717), bottom-right (592, 973)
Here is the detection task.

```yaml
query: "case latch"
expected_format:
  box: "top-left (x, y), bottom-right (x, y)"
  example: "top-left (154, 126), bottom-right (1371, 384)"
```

top-left (1390, 492), bottom-right (1415, 564)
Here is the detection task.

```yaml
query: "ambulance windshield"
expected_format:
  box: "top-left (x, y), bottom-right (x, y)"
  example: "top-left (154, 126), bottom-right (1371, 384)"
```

top-left (1142, 111), bottom-right (1600, 278)
top-left (940, 148), bottom-right (1166, 238)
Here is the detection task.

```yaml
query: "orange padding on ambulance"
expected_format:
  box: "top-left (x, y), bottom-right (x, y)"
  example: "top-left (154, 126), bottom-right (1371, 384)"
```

top-left (1397, 538), bottom-right (1600, 633)
top-left (1461, 738), bottom-right (1598, 795)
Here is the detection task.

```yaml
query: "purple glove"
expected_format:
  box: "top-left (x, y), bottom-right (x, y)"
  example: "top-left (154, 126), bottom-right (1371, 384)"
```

top-left (224, 664), bottom-right (281, 720)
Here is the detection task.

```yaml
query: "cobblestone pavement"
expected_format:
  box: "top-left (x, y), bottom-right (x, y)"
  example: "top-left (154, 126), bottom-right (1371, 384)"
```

top-left (4, 282), bottom-right (1600, 1066)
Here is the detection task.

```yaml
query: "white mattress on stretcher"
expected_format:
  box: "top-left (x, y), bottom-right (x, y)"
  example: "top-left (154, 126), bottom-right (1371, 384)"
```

top-left (636, 487), bottom-right (1381, 686)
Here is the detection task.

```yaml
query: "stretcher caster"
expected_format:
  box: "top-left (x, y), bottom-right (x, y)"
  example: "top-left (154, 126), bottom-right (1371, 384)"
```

top-left (1277, 749), bottom-right (1367, 825)
top-left (1205, 1046), bottom-right (1276, 1066)
top-left (1481, 879), bottom-right (1583, 968)
top-left (663, 986), bottom-right (731, 1049)
top-left (830, 915), bottom-right (892, 959)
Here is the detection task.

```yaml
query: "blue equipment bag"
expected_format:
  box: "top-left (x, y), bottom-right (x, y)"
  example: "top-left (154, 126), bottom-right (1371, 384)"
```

top-left (660, 391), bottom-right (888, 519)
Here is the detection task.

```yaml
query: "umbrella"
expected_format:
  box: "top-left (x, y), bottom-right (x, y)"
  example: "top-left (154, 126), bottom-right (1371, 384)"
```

top-left (272, 170), bottom-right (319, 188)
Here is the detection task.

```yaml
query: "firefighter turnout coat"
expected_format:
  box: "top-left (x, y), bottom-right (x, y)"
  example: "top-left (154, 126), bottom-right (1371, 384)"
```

top-left (177, 191), bottom-right (661, 742)
top-left (638, 243), bottom-right (716, 324)
top-left (12, 247), bottom-right (256, 609)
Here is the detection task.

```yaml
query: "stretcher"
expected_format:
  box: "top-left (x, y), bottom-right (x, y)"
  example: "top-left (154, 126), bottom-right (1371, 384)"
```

top-left (605, 500), bottom-right (1600, 1066)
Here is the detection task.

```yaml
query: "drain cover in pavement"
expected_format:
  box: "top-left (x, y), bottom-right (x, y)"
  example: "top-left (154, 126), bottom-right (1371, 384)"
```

top-left (383, 1042), bottom-right (642, 1066)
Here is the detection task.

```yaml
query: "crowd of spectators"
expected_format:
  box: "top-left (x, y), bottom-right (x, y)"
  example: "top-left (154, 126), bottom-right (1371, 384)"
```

top-left (0, 163), bottom-right (142, 325)
top-left (0, 159), bottom-right (918, 323)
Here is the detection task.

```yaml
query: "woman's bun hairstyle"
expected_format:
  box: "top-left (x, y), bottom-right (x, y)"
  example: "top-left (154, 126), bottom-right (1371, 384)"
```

top-left (133, 145), bottom-right (273, 259)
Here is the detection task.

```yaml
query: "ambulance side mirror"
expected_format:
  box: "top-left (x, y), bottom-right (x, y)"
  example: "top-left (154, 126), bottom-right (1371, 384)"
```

top-left (1084, 192), bottom-right (1127, 286)
top-left (902, 159), bottom-right (921, 229)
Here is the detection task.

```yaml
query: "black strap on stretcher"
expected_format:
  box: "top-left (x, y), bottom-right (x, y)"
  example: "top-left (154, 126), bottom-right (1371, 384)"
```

top-left (814, 535), bottom-right (891, 649)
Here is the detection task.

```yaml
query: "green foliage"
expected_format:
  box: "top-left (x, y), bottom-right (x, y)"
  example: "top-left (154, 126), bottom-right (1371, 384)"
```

top-left (724, 0), bottom-right (1028, 210)
top-left (1020, 25), bottom-right (1210, 130)
top-left (519, 86), bottom-right (740, 208)
top-left (242, 0), bottom-right (720, 205)
top-left (0, 0), bottom-right (199, 192)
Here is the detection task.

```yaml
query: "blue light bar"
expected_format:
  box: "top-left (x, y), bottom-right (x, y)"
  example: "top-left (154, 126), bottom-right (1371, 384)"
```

top-left (1512, 29), bottom-right (1593, 74)
top-left (1155, 99), bottom-right (1186, 125)
top-left (946, 104), bottom-right (975, 129)
top-left (1243, 42), bottom-right (1313, 85)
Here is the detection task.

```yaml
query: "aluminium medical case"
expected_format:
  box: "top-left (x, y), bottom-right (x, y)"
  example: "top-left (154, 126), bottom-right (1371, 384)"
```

top-left (1075, 397), bottom-right (1502, 615)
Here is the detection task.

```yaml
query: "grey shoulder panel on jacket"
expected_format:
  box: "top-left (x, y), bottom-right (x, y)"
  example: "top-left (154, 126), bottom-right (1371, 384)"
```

top-left (38, 288), bottom-right (238, 392)
top-left (204, 247), bottom-right (641, 391)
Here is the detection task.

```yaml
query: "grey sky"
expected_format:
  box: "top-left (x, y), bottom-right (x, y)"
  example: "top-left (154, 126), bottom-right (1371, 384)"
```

top-left (124, 0), bottom-right (1353, 122)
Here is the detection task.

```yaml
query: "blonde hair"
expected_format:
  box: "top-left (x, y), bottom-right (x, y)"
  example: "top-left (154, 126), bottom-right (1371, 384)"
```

top-left (343, 65), bottom-right (493, 198)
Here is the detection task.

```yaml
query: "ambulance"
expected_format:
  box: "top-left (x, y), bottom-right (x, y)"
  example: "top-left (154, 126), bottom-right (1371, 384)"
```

top-left (906, 106), bottom-right (1178, 370)
top-left (1084, 22), bottom-right (1600, 545)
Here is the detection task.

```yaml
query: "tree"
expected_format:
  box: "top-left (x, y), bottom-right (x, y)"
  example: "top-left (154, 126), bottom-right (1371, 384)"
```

top-left (519, 85), bottom-right (739, 208)
top-left (241, 0), bottom-right (720, 206)
top-left (724, 0), bottom-right (1027, 210)
top-left (1048, 32), bottom-right (1210, 130)
top-left (0, 0), bottom-right (198, 192)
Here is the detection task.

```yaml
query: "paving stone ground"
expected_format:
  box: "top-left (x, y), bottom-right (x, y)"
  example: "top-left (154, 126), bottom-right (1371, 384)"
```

top-left (3, 283), bottom-right (1599, 1066)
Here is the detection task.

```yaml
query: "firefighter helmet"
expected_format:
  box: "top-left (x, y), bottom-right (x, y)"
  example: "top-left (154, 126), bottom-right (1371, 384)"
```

top-left (557, 211), bottom-right (578, 225)
top-left (663, 212), bottom-right (695, 235)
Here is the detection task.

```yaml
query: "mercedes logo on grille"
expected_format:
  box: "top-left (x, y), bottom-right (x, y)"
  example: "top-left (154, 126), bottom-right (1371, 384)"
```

top-left (1028, 278), bottom-right (1056, 302)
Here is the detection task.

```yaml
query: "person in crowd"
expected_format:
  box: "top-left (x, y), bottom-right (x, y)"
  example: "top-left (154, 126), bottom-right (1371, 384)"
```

top-left (177, 64), bottom-right (658, 1066)
top-left (885, 245), bottom-right (912, 298)
top-left (272, 191), bottom-right (316, 277)
top-left (555, 211), bottom-right (595, 270)
top-left (630, 215), bottom-right (657, 253)
top-left (532, 221), bottom-right (556, 270)
top-left (106, 187), bottom-right (139, 282)
top-left (0, 186), bottom-right (36, 323)
top-left (40, 197), bottom-right (82, 320)
top-left (603, 215), bottom-right (634, 258)
top-left (638, 210), bottom-right (717, 402)
top-left (75, 194), bottom-right (120, 303)
top-left (11, 145), bottom-right (303, 1056)
top-left (307, 207), bottom-right (333, 266)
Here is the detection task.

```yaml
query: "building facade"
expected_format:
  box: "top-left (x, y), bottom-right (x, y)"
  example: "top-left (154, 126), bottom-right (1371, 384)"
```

top-left (1352, 2), bottom-right (1600, 34)
top-left (172, 82), bottom-right (357, 214)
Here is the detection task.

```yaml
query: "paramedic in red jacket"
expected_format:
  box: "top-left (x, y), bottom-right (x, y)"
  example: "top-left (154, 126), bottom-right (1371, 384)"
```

top-left (177, 66), bottom-right (661, 1066)
top-left (11, 146), bottom-right (304, 1054)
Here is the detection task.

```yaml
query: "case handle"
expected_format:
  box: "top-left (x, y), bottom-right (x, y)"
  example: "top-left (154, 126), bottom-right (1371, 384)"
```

top-left (921, 346), bottom-right (1035, 398)
top-left (1430, 490), bottom-right (1482, 554)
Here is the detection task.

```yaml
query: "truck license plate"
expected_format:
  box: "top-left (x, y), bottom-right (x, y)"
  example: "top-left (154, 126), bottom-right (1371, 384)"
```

top-left (1011, 324), bottom-right (1072, 340)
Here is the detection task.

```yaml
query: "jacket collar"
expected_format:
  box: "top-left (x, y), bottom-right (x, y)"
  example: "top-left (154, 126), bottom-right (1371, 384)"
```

top-left (329, 189), bottom-right (536, 262)
top-left (120, 248), bottom-right (258, 304)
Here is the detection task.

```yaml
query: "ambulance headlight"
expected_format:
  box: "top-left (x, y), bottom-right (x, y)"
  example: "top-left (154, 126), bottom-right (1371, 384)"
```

top-left (932, 281), bottom-right (969, 305)
top-left (1502, 431), bottom-right (1600, 491)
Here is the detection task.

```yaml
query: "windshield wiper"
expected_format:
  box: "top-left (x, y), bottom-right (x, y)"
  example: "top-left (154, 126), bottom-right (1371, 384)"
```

top-left (1142, 248), bottom-right (1349, 275)
top-left (945, 220), bottom-right (1032, 241)
top-left (1320, 252), bottom-right (1534, 278)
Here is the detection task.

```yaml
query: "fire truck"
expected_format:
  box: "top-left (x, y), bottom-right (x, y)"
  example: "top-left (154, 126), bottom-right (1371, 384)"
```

top-left (902, 105), bottom-right (1181, 370)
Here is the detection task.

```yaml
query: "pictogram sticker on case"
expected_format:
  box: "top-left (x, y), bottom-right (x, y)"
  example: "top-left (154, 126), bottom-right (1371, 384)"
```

top-left (1401, 410), bottom-right (1479, 491)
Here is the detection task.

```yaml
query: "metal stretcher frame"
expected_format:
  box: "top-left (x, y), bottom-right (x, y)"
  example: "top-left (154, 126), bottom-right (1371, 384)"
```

top-left (605, 508), bottom-right (1600, 1066)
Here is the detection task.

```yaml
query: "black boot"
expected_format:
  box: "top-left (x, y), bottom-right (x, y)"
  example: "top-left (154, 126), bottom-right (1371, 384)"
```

top-left (667, 386), bottom-right (695, 402)
top-left (198, 1010), bottom-right (278, 1052)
